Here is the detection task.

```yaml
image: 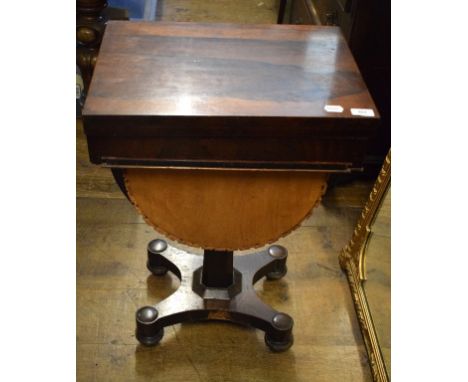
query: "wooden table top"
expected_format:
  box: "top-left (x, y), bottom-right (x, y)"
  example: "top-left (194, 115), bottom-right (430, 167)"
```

top-left (83, 21), bottom-right (378, 171)
top-left (84, 21), bottom-right (377, 121)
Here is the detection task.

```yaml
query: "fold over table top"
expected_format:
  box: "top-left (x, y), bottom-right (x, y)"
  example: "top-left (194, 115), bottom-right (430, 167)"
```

top-left (83, 21), bottom-right (378, 171)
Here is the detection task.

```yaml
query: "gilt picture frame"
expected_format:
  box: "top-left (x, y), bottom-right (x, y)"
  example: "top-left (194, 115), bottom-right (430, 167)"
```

top-left (339, 150), bottom-right (391, 381)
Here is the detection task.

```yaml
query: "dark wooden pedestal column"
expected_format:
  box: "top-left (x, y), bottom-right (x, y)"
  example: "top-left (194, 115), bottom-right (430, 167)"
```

top-left (202, 250), bottom-right (234, 288)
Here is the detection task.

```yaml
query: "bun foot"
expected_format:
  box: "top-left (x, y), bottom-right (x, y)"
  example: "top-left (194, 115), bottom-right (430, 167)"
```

top-left (266, 265), bottom-right (287, 280)
top-left (264, 332), bottom-right (294, 352)
top-left (264, 313), bottom-right (294, 352)
top-left (136, 327), bottom-right (164, 346)
top-left (147, 239), bottom-right (169, 276)
top-left (136, 306), bottom-right (164, 346)
top-left (266, 245), bottom-right (288, 280)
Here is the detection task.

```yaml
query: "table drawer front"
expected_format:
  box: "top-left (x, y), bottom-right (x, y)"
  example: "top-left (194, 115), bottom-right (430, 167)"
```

top-left (87, 136), bottom-right (369, 172)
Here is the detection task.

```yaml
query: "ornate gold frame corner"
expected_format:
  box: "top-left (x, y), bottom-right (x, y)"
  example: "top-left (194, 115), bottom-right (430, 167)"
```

top-left (339, 149), bottom-right (391, 382)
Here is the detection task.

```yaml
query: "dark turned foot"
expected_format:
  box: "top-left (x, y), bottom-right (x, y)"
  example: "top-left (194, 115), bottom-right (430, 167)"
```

top-left (135, 240), bottom-right (294, 351)
top-left (147, 239), bottom-right (169, 276)
top-left (135, 306), bottom-right (165, 346)
top-left (264, 313), bottom-right (294, 352)
top-left (265, 245), bottom-right (288, 280)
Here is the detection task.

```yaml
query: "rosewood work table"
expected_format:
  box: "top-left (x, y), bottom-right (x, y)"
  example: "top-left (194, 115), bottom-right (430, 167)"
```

top-left (83, 21), bottom-right (378, 352)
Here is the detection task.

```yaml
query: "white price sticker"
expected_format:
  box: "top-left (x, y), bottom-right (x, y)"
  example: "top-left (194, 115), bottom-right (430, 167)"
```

top-left (324, 105), bottom-right (344, 113)
top-left (351, 108), bottom-right (375, 117)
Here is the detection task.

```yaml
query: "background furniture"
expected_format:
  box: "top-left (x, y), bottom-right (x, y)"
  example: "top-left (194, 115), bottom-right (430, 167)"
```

top-left (289, 0), bottom-right (390, 177)
top-left (77, 0), bottom-right (109, 90)
top-left (278, 0), bottom-right (288, 23)
top-left (340, 149), bottom-right (391, 381)
top-left (77, 0), bottom-right (129, 90)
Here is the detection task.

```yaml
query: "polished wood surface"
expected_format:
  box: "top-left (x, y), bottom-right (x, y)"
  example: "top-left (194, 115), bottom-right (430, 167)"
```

top-left (85, 21), bottom-right (377, 118)
top-left (289, 0), bottom-right (390, 176)
top-left (77, 115), bottom-right (374, 203)
top-left (83, 21), bottom-right (378, 170)
top-left (124, 168), bottom-right (327, 250)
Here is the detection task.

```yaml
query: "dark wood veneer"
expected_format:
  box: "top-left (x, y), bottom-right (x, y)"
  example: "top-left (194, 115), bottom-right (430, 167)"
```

top-left (83, 21), bottom-right (378, 171)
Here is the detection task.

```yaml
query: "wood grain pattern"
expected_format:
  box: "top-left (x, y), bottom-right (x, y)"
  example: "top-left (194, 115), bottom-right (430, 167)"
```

top-left (124, 168), bottom-right (328, 250)
top-left (82, 21), bottom-right (378, 169)
top-left (85, 21), bottom-right (377, 118)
